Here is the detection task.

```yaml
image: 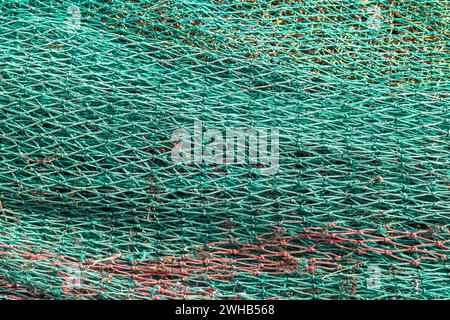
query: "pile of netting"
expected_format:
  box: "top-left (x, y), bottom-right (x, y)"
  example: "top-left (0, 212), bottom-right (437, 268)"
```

top-left (0, 0), bottom-right (449, 299)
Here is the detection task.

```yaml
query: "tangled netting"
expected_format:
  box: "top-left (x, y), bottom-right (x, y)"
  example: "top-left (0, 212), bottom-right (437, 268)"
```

top-left (0, 0), bottom-right (449, 299)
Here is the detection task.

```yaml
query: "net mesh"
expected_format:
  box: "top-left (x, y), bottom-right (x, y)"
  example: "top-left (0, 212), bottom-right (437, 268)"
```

top-left (0, 0), bottom-right (449, 299)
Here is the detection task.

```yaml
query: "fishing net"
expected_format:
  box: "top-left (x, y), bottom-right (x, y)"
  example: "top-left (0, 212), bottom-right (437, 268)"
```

top-left (0, 0), bottom-right (449, 299)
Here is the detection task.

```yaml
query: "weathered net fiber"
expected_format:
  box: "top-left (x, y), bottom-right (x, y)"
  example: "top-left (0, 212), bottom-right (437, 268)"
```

top-left (0, 0), bottom-right (449, 299)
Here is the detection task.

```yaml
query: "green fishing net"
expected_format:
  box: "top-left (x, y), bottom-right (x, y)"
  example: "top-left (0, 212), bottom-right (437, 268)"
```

top-left (0, 0), bottom-right (449, 299)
